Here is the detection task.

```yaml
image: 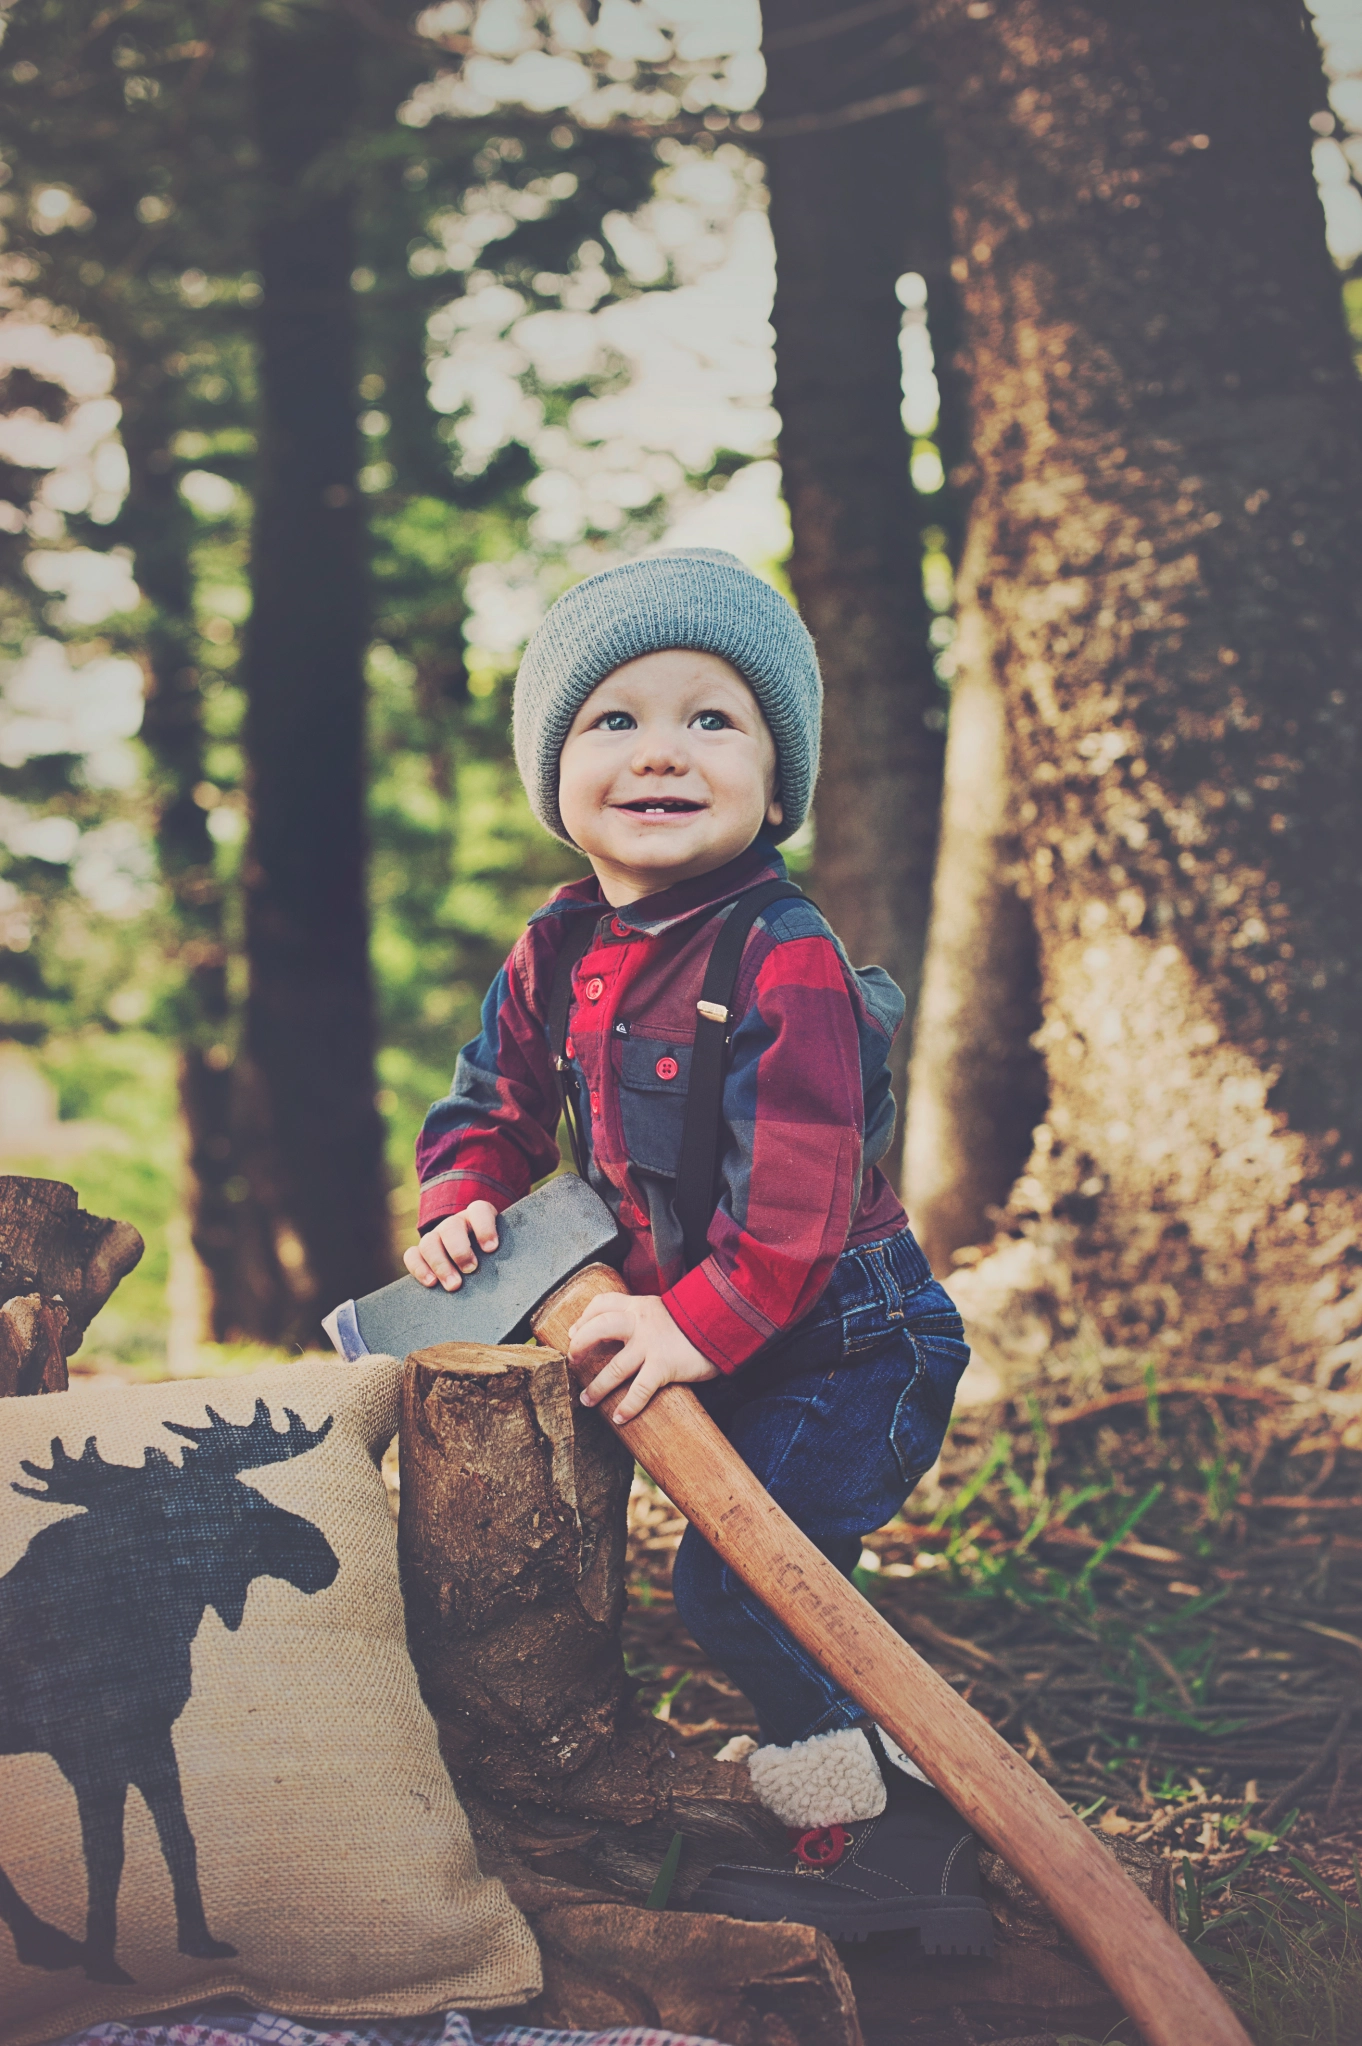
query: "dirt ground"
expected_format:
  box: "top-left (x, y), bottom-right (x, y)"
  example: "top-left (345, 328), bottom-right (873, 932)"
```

top-left (620, 1369), bottom-right (1362, 2044)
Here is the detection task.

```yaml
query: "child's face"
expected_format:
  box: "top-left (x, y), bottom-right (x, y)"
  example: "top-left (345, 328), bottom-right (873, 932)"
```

top-left (558, 649), bottom-right (783, 903)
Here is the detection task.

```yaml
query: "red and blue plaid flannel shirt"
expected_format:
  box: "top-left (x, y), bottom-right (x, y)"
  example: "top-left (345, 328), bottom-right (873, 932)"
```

top-left (416, 840), bottom-right (908, 1373)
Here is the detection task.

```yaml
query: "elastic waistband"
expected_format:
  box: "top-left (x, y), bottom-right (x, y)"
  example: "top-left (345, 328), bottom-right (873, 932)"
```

top-left (846, 1225), bottom-right (933, 1293)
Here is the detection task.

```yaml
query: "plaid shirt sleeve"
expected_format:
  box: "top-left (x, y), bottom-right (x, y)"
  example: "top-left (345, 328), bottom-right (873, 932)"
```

top-left (415, 934), bottom-right (563, 1232)
top-left (662, 925), bottom-right (870, 1372)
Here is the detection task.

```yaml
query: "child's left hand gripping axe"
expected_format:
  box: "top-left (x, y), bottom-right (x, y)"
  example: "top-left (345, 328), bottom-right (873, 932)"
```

top-left (327, 1177), bottom-right (1249, 2046)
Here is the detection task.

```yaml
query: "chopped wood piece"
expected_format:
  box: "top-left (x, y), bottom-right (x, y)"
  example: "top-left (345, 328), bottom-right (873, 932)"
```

top-left (399, 1341), bottom-right (794, 1839)
top-left (516, 1904), bottom-right (862, 2046)
top-left (400, 1340), bottom-right (648, 1816)
top-left (0, 1177), bottom-right (144, 1396)
top-left (0, 1294), bottom-right (68, 1397)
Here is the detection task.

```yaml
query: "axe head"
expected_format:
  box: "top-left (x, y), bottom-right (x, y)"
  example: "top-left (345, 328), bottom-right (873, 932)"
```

top-left (322, 1174), bottom-right (621, 1361)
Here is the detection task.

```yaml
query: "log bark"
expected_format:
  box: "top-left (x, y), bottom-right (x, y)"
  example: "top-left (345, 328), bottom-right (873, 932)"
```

top-left (0, 1296), bottom-right (68, 1398)
top-left (0, 1177), bottom-right (143, 1395)
top-left (399, 1337), bottom-right (787, 1857)
top-left (518, 1905), bottom-right (861, 2046)
top-left (399, 1339), bottom-right (636, 1807)
top-left (903, 560), bottom-right (1047, 1271)
top-left (906, 0), bottom-right (1362, 1379)
top-left (760, 3), bottom-right (950, 1168)
top-left (242, 2), bottom-right (392, 1339)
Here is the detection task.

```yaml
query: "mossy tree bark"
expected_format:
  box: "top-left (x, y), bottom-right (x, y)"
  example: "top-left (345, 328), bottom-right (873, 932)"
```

top-left (243, 3), bottom-right (392, 1338)
top-left (760, 3), bottom-right (953, 1168)
top-left (909, 0), bottom-right (1362, 1376)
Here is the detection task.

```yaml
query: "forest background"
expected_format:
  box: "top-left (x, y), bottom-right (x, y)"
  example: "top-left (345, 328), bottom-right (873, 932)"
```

top-left (0, 0), bottom-right (1359, 1393)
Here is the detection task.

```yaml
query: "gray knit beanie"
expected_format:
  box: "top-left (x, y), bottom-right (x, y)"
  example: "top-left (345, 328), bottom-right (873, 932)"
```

top-left (512, 547), bottom-right (822, 845)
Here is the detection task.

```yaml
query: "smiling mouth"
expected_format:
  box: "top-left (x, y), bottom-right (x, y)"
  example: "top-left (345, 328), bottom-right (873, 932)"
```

top-left (616, 798), bottom-right (704, 815)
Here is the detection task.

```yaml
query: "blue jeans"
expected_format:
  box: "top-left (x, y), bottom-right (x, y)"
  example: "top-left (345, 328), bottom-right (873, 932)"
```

top-left (671, 1228), bottom-right (969, 1748)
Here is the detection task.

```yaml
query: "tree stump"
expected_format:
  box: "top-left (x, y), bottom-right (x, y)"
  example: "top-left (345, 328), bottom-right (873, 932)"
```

top-left (0, 1177), bottom-right (144, 1397)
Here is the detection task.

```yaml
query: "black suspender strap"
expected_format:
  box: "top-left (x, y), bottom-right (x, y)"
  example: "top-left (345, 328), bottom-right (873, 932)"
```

top-left (675, 879), bottom-right (806, 1272)
top-left (545, 912), bottom-right (599, 1179)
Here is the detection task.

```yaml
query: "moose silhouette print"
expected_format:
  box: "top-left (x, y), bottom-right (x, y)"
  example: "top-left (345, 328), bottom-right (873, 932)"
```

top-left (0, 1398), bottom-right (338, 1984)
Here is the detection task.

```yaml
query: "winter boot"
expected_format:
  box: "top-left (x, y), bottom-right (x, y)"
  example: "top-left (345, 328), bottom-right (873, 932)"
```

top-left (690, 1724), bottom-right (993, 1952)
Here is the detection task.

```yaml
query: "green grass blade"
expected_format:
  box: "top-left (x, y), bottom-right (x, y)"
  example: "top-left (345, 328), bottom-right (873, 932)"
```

top-left (1286, 1855), bottom-right (1353, 1921)
top-left (1077, 1483), bottom-right (1165, 1586)
top-left (646, 1830), bottom-right (684, 1910)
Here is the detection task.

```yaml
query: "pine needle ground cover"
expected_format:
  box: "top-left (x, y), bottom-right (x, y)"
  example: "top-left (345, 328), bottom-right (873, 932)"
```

top-left (623, 1372), bottom-right (1362, 2045)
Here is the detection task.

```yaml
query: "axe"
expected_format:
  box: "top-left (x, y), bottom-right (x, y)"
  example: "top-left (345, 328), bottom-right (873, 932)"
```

top-left (326, 1178), bottom-right (1248, 2046)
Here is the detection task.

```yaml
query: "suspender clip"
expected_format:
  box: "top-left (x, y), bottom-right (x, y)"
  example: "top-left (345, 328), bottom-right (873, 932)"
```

top-left (696, 1000), bottom-right (729, 1023)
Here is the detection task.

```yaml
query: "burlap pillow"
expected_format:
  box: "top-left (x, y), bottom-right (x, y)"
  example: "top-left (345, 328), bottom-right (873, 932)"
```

top-left (0, 1355), bottom-right (541, 2046)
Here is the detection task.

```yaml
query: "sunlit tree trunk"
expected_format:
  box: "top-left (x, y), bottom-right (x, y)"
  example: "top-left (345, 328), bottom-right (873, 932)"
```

top-left (903, 562), bottom-right (1046, 1276)
top-left (910, 0), bottom-right (1362, 1379)
top-left (243, 2), bottom-right (392, 1339)
top-left (761, 3), bottom-right (948, 1174)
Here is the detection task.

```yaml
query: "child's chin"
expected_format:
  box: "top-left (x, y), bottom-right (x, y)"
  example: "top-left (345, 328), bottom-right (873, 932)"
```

top-left (614, 820), bottom-right (707, 850)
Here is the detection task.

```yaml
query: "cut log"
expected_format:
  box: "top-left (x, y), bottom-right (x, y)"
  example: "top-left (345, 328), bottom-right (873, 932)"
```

top-left (0, 1295), bottom-right (69, 1398)
top-left (0, 1177), bottom-right (144, 1396)
top-left (399, 1339), bottom-right (645, 1814)
top-left (399, 1339), bottom-right (786, 1853)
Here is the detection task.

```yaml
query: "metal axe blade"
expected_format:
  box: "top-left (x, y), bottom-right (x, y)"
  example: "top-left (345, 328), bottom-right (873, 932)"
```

top-left (322, 1174), bottom-right (621, 1360)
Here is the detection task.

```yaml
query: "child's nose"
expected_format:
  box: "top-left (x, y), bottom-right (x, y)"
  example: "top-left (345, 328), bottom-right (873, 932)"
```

top-left (629, 728), bottom-right (689, 772)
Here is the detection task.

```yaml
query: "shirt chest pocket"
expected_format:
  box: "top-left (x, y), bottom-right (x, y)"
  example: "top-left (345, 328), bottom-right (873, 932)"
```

top-left (616, 1036), bottom-right (694, 1176)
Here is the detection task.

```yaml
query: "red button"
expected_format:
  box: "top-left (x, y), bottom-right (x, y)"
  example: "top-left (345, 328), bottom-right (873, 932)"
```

top-left (655, 1056), bottom-right (679, 1081)
top-left (612, 918), bottom-right (629, 937)
top-left (590, 1092), bottom-right (600, 1113)
top-left (584, 977), bottom-right (604, 1001)
top-left (565, 1038), bottom-right (575, 1059)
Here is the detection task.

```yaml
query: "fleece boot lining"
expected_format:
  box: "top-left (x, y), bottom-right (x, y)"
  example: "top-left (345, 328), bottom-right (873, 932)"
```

top-left (747, 1726), bottom-right (887, 1827)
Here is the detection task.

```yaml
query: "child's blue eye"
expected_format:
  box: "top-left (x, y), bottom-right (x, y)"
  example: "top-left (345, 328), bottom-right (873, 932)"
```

top-left (694, 711), bottom-right (729, 732)
top-left (598, 711), bottom-right (635, 731)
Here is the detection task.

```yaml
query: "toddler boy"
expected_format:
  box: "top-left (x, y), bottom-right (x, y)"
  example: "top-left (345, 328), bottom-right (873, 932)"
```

top-left (407, 548), bottom-right (989, 1952)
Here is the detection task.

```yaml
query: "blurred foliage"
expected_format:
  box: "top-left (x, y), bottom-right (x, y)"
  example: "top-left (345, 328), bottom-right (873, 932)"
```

top-left (0, 0), bottom-right (770, 1353)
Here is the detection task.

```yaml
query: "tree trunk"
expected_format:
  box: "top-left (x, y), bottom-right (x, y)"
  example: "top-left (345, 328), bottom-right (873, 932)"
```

top-left (243, 3), bottom-right (391, 1339)
top-left (0, 1177), bottom-right (143, 1394)
top-left (117, 375), bottom-right (293, 1343)
top-left (909, 0), bottom-right (1362, 1379)
top-left (760, 5), bottom-right (949, 1168)
top-left (903, 552), bottom-right (1046, 1273)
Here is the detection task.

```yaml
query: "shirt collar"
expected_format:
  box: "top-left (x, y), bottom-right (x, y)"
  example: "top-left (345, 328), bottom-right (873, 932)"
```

top-left (529, 835), bottom-right (788, 938)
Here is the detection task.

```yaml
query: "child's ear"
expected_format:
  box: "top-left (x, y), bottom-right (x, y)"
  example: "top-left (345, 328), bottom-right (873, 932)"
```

top-left (766, 795), bottom-right (784, 828)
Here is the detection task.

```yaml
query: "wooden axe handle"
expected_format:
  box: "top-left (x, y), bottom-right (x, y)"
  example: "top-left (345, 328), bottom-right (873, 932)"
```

top-left (532, 1264), bottom-right (1249, 2046)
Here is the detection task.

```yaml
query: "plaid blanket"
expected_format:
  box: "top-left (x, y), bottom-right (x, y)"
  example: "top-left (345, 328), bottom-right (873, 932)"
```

top-left (54, 2009), bottom-right (722, 2046)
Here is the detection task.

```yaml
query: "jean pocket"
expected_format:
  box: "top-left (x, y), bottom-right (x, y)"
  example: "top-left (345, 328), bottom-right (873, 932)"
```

top-left (889, 1331), bottom-right (971, 1486)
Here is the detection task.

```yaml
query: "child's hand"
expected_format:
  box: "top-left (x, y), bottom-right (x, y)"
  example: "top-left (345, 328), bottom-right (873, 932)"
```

top-left (404, 1201), bottom-right (501, 1290)
top-left (570, 1292), bottom-right (719, 1423)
